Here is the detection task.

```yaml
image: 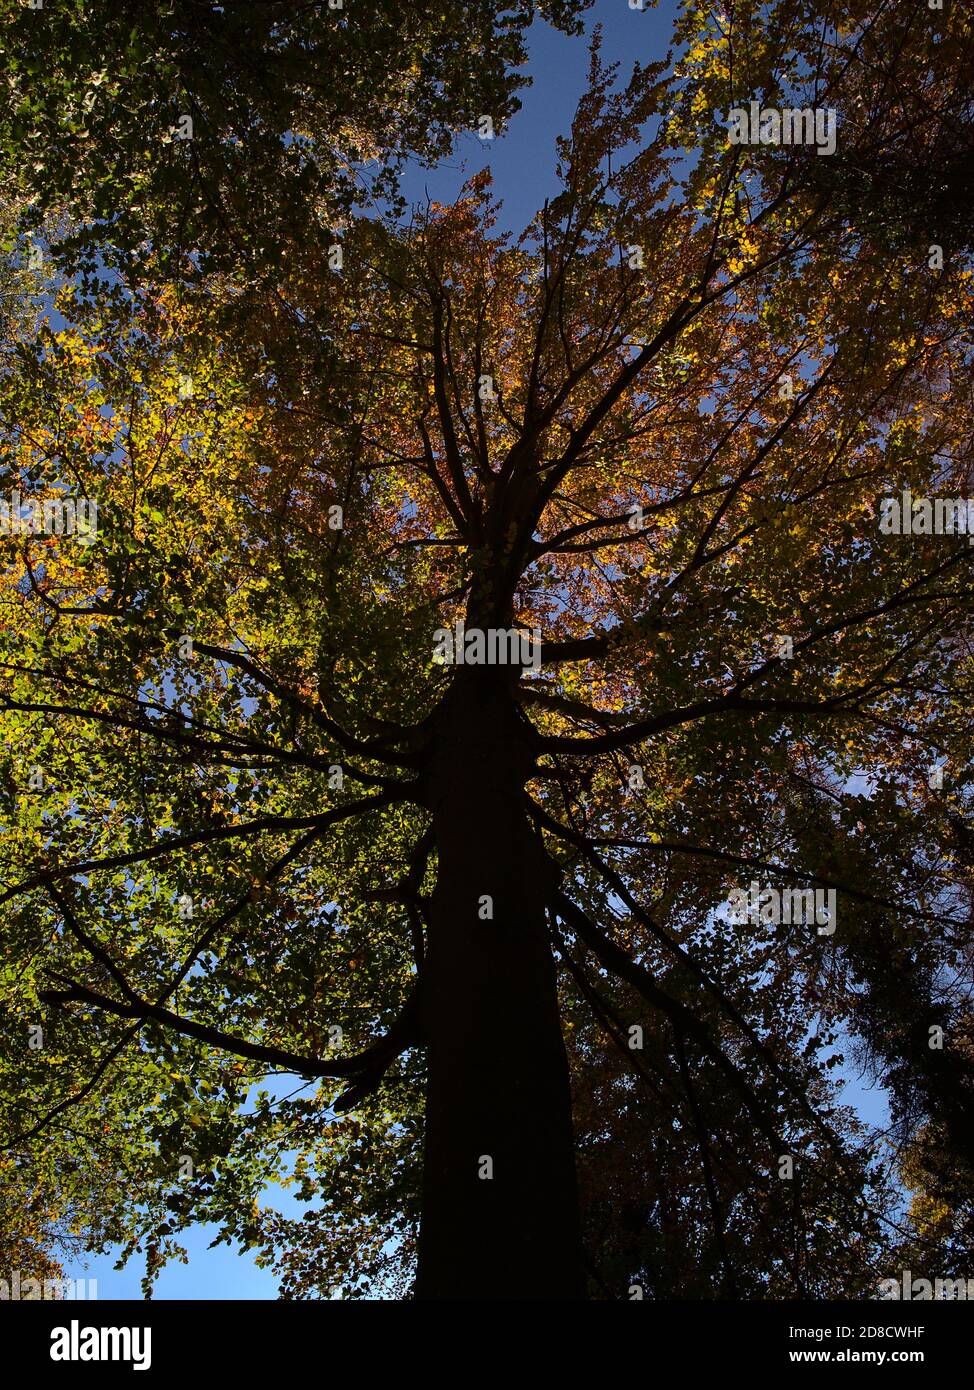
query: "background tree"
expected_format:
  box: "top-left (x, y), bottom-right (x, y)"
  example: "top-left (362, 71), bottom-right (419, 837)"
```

top-left (1, 3), bottom-right (973, 1299)
top-left (0, 0), bottom-right (590, 290)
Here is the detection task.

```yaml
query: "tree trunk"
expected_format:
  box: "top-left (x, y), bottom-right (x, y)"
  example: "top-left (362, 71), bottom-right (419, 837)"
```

top-left (414, 669), bottom-right (584, 1299)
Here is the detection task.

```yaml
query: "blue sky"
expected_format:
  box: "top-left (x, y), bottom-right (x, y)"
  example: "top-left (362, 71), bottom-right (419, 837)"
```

top-left (399, 0), bottom-right (678, 233)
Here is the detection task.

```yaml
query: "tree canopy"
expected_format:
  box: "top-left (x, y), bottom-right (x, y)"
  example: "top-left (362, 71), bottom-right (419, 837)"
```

top-left (1, 0), bottom-right (973, 1299)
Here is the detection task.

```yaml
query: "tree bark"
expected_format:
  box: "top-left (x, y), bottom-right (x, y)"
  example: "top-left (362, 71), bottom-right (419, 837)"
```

top-left (414, 668), bottom-right (584, 1299)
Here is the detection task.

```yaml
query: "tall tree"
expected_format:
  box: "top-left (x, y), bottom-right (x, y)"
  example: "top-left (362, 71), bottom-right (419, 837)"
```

top-left (1, 3), bottom-right (973, 1299)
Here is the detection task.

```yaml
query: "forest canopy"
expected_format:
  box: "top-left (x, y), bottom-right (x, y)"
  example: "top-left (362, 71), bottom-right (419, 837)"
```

top-left (0, 0), bottom-right (973, 1300)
